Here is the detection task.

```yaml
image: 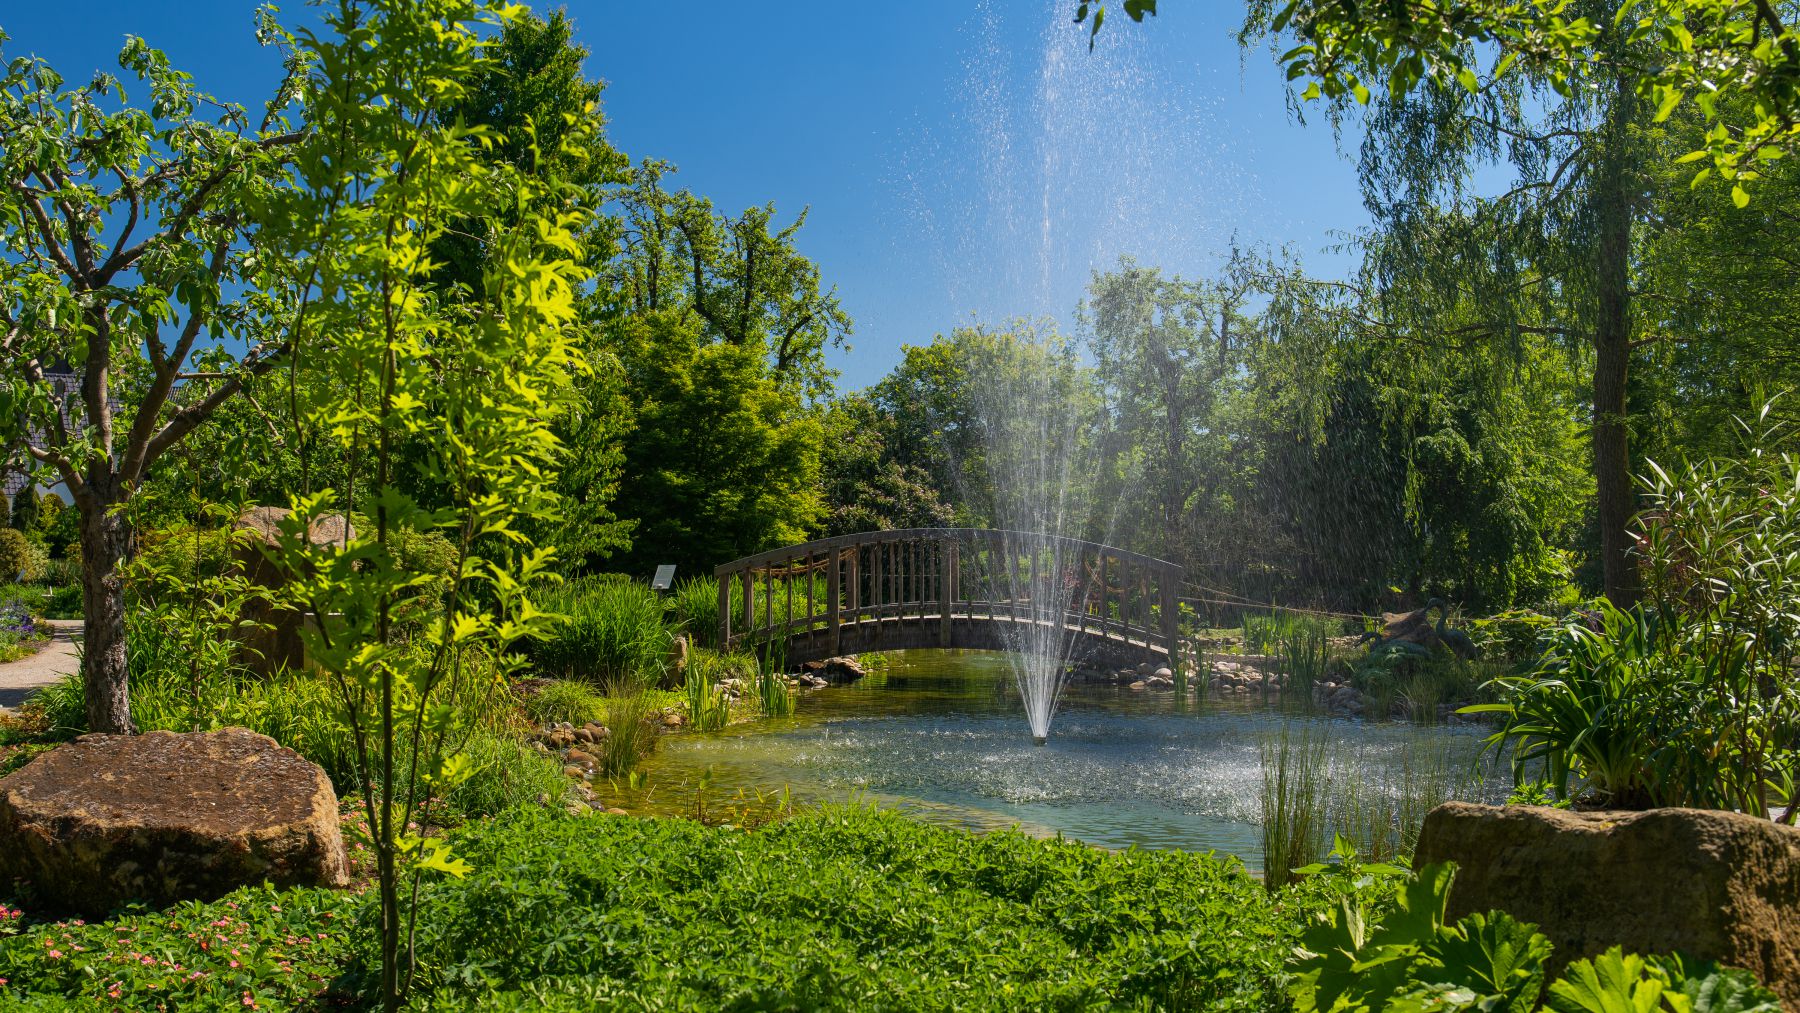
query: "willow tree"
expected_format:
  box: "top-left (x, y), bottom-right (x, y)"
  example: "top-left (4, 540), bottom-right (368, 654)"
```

top-left (0, 31), bottom-right (299, 732)
top-left (1091, 0), bottom-right (1800, 603)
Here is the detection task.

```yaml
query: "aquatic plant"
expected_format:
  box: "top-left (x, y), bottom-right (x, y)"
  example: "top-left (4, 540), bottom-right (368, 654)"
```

top-left (523, 680), bottom-right (608, 728)
top-left (1259, 721), bottom-right (1332, 891)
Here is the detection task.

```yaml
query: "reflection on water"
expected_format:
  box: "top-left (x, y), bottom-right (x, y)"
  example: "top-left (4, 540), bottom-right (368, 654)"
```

top-left (621, 649), bottom-right (1507, 870)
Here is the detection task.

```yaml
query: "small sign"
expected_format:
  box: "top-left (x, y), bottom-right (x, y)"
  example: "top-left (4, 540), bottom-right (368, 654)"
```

top-left (650, 564), bottom-right (677, 591)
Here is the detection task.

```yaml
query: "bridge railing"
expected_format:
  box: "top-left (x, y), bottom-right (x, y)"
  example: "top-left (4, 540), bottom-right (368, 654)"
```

top-left (715, 528), bottom-right (1183, 660)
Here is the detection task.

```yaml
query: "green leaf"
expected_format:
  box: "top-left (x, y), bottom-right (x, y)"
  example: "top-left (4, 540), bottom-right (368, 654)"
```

top-left (1351, 81), bottom-right (1371, 105)
top-left (1732, 184), bottom-right (1750, 208)
top-left (1457, 67), bottom-right (1480, 95)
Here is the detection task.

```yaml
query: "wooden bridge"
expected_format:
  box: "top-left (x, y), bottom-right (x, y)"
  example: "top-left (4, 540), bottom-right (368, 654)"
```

top-left (715, 528), bottom-right (1184, 667)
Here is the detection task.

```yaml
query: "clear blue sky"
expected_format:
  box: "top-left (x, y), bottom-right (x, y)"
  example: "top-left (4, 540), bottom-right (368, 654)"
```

top-left (0, 1), bottom-right (1372, 390)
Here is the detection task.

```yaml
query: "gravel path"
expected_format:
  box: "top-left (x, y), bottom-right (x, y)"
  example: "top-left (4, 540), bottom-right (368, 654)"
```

top-left (0, 618), bottom-right (82, 712)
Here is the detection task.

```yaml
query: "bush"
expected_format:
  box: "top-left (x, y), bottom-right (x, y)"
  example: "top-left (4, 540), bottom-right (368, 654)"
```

top-left (598, 691), bottom-right (658, 776)
top-left (526, 577), bottom-right (670, 691)
top-left (401, 805), bottom-right (1306, 1010)
top-left (40, 584), bottom-right (79, 620)
top-left (434, 731), bottom-right (568, 819)
top-left (0, 528), bottom-right (30, 581)
top-left (522, 679), bottom-right (608, 727)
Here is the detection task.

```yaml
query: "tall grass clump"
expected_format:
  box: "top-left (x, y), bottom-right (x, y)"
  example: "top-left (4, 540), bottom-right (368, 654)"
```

top-left (1243, 609), bottom-right (1339, 655)
top-left (1259, 721), bottom-right (1331, 890)
top-left (528, 577), bottom-right (670, 691)
top-left (523, 679), bottom-right (608, 728)
top-left (1327, 739), bottom-right (1484, 863)
top-left (668, 576), bottom-right (726, 649)
top-left (600, 692), bottom-right (659, 776)
top-left (1277, 623), bottom-right (1330, 709)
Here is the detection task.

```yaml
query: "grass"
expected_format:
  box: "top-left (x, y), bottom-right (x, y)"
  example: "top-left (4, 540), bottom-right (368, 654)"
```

top-left (1259, 720), bottom-right (1331, 891)
top-left (598, 691), bottom-right (659, 776)
top-left (522, 679), bottom-right (608, 727)
top-left (682, 650), bottom-right (733, 732)
top-left (527, 577), bottom-right (670, 691)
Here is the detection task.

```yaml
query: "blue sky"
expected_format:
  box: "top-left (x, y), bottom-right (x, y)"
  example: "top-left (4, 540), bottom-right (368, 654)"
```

top-left (0, 1), bottom-right (1373, 389)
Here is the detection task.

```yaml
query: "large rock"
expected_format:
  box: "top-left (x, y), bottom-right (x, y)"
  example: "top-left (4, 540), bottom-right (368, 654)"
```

top-left (233, 506), bottom-right (357, 673)
top-left (0, 728), bottom-right (349, 916)
top-left (1415, 802), bottom-right (1800, 1006)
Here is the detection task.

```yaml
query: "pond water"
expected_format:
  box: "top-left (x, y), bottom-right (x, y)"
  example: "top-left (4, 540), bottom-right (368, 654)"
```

top-left (618, 649), bottom-right (1510, 871)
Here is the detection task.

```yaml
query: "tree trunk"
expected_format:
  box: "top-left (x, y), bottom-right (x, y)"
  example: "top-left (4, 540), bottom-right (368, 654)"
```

top-left (78, 504), bottom-right (133, 734)
top-left (1593, 70), bottom-right (1642, 608)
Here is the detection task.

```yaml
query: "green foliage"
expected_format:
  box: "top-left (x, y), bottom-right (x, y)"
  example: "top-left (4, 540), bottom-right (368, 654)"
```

top-left (399, 804), bottom-right (1306, 1010)
top-left (682, 649), bottom-right (734, 732)
top-left (0, 884), bottom-right (359, 1009)
top-left (1289, 859), bottom-right (1782, 1012)
top-left (609, 310), bottom-right (824, 574)
top-left (597, 691), bottom-right (658, 776)
top-left (0, 529), bottom-right (30, 582)
top-left (667, 575), bottom-right (731, 650)
top-left (1470, 609), bottom-right (1559, 662)
top-left (523, 680), bottom-right (608, 728)
top-left (1476, 413), bottom-right (1800, 814)
top-left (527, 577), bottom-right (670, 691)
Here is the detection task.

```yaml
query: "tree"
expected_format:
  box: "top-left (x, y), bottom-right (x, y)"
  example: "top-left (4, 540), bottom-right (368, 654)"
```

top-left (816, 393), bottom-right (955, 537)
top-left (0, 31), bottom-right (299, 731)
top-left (1082, 255), bottom-right (1259, 565)
top-left (259, 0), bottom-right (588, 1006)
top-left (1088, 2), bottom-right (1800, 605)
top-left (610, 310), bottom-right (823, 573)
top-left (607, 160), bottom-right (851, 395)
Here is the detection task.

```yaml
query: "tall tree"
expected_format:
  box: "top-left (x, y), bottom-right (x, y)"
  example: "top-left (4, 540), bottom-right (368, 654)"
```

top-left (607, 160), bottom-right (850, 395)
top-left (0, 32), bottom-right (300, 731)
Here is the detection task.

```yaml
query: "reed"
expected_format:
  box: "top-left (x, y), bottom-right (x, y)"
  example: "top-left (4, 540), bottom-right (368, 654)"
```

top-left (598, 691), bottom-right (659, 776)
top-left (683, 652), bottom-right (733, 732)
top-left (1258, 721), bottom-right (1331, 891)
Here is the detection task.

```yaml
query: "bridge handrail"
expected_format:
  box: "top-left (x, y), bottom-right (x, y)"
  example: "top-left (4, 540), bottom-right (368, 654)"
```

top-left (714, 527), bottom-right (1182, 577)
top-left (713, 528), bottom-right (1184, 663)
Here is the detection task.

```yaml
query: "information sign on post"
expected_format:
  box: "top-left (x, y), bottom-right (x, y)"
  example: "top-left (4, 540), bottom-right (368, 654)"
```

top-left (650, 564), bottom-right (677, 591)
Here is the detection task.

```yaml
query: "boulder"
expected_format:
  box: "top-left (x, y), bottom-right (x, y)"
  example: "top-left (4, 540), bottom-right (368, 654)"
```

top-left (0, 728), bottom-right (349, 916)
top-left (233, 506), bottom-right (358, 674)
top-left (1415, 802), bottom-right (1800, 1007)
top-left (817, 656), bottom-right (867, 684)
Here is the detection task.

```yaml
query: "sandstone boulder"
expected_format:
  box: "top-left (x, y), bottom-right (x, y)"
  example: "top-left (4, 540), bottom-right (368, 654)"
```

top-left (1415, 802), bottom-right (1800, 1006)
top-left (233, 506), bottom-right (358, 674)
top-left (817, 656), bottom-right (867, 684)
top-left (0, 728), bottom-right (349, 916)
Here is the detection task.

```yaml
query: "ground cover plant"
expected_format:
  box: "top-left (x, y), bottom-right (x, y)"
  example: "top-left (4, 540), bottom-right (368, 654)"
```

top-left (0, 804), bottom-right (1378, 1010)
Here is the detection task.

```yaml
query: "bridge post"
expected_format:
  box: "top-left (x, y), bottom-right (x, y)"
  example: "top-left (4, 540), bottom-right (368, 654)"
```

top-left (939, 541), bottom-right (955, 646)
top-left (827, 547), bottom-right (841, 655)
top-left (718, 573), bottom-right (731, 650)
top-left (1159, 573), bottom-right (1180, 665)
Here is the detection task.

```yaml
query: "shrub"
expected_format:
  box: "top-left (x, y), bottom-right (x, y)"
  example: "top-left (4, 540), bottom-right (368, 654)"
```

top-left (0, 528), bottom-right (30, 582)
top-left (522, 679), bottom-right (607, 728)
top-left (434, 732), bottom-right (568, 819)
top-left (400, 804), bottom-right (1307, 1010)
top-left (526, 577), bottom-right (670, 691)
top-left (40, 584), bottom-right (80, 620)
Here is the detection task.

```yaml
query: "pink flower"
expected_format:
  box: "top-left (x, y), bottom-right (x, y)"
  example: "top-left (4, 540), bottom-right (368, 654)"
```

top-left (46, 950), bottom-right (63, 960)
top-left (241, 992), bottom-right (258, 1008)
top-left (229, 960), bottom-right (240, 968)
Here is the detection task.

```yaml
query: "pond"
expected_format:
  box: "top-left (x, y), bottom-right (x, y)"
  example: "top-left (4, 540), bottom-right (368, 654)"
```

top-left (621, 649), bottom-right (1511, 871)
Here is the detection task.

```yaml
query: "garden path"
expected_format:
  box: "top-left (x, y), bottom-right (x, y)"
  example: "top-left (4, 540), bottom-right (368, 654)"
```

top-left (0, 618), bottom-right (82, 712)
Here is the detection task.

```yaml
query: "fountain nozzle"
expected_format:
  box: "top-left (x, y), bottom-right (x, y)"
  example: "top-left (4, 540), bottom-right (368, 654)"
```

top-left (1032, 735), bottom-right (1048, 747)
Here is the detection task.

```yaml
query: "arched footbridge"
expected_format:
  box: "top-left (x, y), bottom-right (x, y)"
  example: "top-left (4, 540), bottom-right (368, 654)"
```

top-left (716, 528), bottom-right (1184, 667)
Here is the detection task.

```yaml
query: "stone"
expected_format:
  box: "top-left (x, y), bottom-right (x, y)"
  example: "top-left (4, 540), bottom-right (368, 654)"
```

top-left (582, 723), bottom-right (610, 740)
top-left (818, 656), bottom-right (867, 683)
top-left (1153, 667), bottom-right (1173, 679)
top-left (231, 507), bottom-right (358, 675)
top-left (573, 727), bottom-right (594, 744)
top-left (562, 764), bottom-right (585, 778)
top-left (1129, 680), bottom-right (1147, 691)
top-left (566, 748), bottom-right (597, 767)
top-left (1415, 802), bottom-right (1800, 1007)
top-left (0, 728), bottom-right (348, 916)
top-left (605, 807), bottom-right (629, 816)
top-left (548, 730), bottom-right (575, 749)
top-left (662, 711), bottom-right (686, 728)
